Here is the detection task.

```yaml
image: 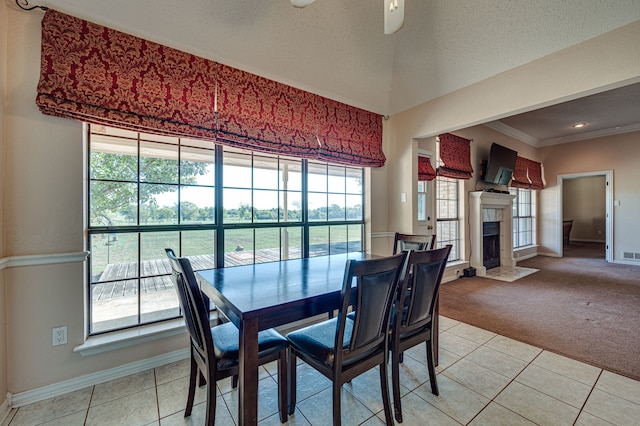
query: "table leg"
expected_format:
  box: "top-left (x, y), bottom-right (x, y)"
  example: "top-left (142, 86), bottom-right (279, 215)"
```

top-left (238, 318), bottom-right (259, 426)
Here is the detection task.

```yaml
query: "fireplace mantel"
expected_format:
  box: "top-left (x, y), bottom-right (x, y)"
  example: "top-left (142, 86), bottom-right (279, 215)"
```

top-left (469, 191), bottom-right (516, 276)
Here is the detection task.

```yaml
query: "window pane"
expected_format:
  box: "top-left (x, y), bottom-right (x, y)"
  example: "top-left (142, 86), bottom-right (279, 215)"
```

top-left (223, 150), bottom-right (252, 189)
top-left (281, 160), bottom-right (302, 191)
top-left (346, 195), bottom-right (363, 220)
top-left (140, 183), bottom-right (178, 225)
top-left (140, 275), bottom-right (179, 324)
top-left (181, 186), bottom-right (215, 224)
top-left (254, 227), bottom-right (282, 263)
top-left (329, 225), bottom-right (348, 254)
top-left (308, 162), bottom-right (327, 192)
top-left (90, 136), bottom-right (137, 181)
top-left (309, 226), bottom-right (329, 256)
top-left (327, 165), bottom-right (346, 192)
top-left (417, 193), bottom-right (426, 221)
top-left (225, 229), bottom-right (254, 266)
top-left (281, 227), bottom-right (303, 260)
top-left (346, 168), bottom-right (363, 194)
top-left (90, 181), bottom-right (137, 226)
top-left (347, 224), bottom-right (363, 252)
top-left (181, 146), bottom-right (215, 186)
top-left (91, 278), bottom-right (139, 333)
top-left (253, 156), bottom-right (279, 190)
top-left (140, 232), bottom-right (179, 274)
top-left (328, 194), bottom-right (346, 221)
top-left (181, 230), bottom-right (216, 270)
top-left (253, 189), bottom-right (279, 222)
top-left (224, 188), bottom-right (253, 223)
top-left (140, 142), bottom-right (179, 184)
top-left (308, 193), bottom-right (328, 221)
top-left (280, 191), bottom-right (302, 222)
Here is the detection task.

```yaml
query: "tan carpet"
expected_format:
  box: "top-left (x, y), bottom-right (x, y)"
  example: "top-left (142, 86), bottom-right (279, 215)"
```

top-left (440, 242), bottom-right (640, 380)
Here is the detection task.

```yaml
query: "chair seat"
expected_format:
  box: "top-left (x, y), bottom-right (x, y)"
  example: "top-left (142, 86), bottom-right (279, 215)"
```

top-left (212, 322), bottom-right (288, 370)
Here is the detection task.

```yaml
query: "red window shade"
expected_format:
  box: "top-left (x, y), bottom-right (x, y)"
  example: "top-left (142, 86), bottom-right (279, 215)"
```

top-left (437, 133), bottom-right (474, 179)
top-left (418, 156), bottom-right (436, 181)
top-left (510, 156), bottom-right (531, 188)
top-left (527, 159), bottom-right (545, 190)
top-left (36, 10), bottom-right (218, 140)
top-left (36, 10), bottom-right (385, 168)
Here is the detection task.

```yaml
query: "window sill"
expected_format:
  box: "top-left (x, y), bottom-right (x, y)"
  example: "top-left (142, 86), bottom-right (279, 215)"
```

top-left (73, 319), bottom-right (188, 356)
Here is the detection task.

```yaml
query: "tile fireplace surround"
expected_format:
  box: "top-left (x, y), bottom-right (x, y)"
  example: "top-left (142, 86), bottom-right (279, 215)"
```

top-left (469, 191), bottom-right (516, 276)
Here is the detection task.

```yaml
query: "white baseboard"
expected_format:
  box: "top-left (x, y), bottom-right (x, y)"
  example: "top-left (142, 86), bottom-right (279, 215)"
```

top-left (9, 348), bottom-right (189, 408)
top-left (0, 397), bottom-right (13, 425)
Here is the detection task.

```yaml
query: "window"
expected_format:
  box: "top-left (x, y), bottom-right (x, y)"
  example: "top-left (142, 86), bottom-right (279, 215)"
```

top-left (510, 187), bottom-right (535, 248)
top-left (417, 181), bottom-right (427, 222)
top-left (435, 176), bottom-right (460, 261)
top-left (87, 125), bottom-right (364, 335)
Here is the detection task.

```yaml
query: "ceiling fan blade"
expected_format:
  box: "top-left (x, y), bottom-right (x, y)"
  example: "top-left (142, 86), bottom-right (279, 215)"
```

top-left (291, 0), bottom-right (316, 8)
top-left (384, 0), bottom-right (405, 35)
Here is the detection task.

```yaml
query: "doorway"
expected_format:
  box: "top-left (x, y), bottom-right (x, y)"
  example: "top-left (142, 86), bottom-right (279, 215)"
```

top-left (558, 170), bottom-right (613, 261)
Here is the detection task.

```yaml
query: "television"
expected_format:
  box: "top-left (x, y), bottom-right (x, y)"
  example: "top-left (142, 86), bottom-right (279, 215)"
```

top-left (484, 143), bottom-right (517, 185)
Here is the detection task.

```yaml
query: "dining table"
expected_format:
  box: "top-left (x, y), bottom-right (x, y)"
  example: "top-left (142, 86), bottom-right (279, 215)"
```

top-left (196, 251), bottom-right (440, 425)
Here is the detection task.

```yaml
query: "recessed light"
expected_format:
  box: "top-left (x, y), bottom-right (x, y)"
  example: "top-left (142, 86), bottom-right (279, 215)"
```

top-left (572, 122), bottom-right (587, 128)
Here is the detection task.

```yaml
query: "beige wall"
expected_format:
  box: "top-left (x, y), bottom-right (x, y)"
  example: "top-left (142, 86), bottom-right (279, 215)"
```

top-left (563, 176), bottom-right (606, 242)
top-left (1, 0), bottom-right (9, 406)
top-left (540, 132), bottom-right (640, 258)
top-left (3, 8), bottom-right (187, 394)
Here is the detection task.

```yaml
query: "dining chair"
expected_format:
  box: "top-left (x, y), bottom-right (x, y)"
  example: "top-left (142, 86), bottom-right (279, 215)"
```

top-left (392, 232), bottom-right (436, 254)
top-left (389, 245), bottom-right (451, 423)
top-left (165, 248), bottom-right (289, 425)
top-left (286, 253), bottom-right (407, 426)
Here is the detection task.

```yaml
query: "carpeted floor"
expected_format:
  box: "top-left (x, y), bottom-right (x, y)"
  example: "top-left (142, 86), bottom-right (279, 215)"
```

top-left (440, 242), bottom-right (640, 380)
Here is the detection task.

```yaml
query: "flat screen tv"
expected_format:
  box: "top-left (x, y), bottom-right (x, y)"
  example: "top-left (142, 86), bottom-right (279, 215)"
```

top-left (484, 143), bottom-right (517, 185)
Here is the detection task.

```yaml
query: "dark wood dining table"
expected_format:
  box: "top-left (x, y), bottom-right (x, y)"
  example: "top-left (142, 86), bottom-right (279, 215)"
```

top-left (196, 251), bottom-right (440, 425)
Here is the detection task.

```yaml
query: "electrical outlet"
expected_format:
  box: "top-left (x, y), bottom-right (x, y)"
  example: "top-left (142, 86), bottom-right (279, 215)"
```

top-left (52, 326), bottom-right (67, 346)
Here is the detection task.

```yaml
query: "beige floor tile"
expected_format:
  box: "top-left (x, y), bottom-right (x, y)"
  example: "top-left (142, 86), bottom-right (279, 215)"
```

top-left (294, 386), bottom-right (377, 425)
top-left (447, 323), bottom-right (497, 345)
top-left (516, 364), bottom-right (592, 408)
top-left (9, 387), bottom-right (92, 426)
top-left (259, 408), bottom-right (311, 426)
top-left (465, 345), bottom-right (528, 379)
top-left (391, 391), bottom-right (459, 425)
top-left (86, 388), bottom-right (159, 426)
top-left (157, 376), bottom-right (207, 419)
top-left (485, 335), bottom-right (542, 362)
top-left (441, 358), bottom-right (512, 399)
top-left (39, 410), bottom-right (87, 426)
top-left (438, 315), bottom-right (460, 332)
top-left (390, 351), bottom-right (432, 392)
top-left (439, 331), bottom-right (482, 357)
top-left (595, 370), bottom-right (640, 405)
top-left (91, 369), bottom-right (156, 406)
top-left (468, 402), bottom-right (536, 426)
top-left (343, 368), bottom-right (392, 415)
top-left (160, 398), bottom-right (234, 426)
top-left (434, 347), bottom-right (463, 372)
top-left (583, 388), bottom-right (640, 425)
top-left (155, 358), bottom-right (191, 386)
top-left (412, 374), bottom-right (490, 424)
top-left (532, 351), bottom-right (601, 386)
top-left (495, 381), bottom-right (579, 425)
top-left (223, 375), bottom-right (285, 423)
top-left (574, 411), bottom-right (616, 426)
top-left (289, 363), bottom-right (331, 403)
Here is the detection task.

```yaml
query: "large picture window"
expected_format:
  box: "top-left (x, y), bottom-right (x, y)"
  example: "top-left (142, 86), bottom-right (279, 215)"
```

top-left (87, 125), bottom-right (364, 334)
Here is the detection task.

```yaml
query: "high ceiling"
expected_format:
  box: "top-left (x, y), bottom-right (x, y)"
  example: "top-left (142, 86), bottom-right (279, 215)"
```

top-left (27, 0), bottom-right (640, 145)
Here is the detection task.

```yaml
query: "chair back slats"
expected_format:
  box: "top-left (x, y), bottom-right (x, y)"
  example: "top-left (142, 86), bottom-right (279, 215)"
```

top-left (165, 249), bottom-right (215, 363)
top-left (393, 232), bottom-right (436, 254)
top-left (398, 246), bottom-right (451, 334)
top-left (339, 253), bottom-right (406, 361)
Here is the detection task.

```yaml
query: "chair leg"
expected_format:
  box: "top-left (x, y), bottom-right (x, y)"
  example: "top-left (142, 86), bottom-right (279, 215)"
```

top-left (332, 382), bottom-right (342, 426)
top-left (287, 351), bottom-right (297, 415)
top-left (426, 339), bottom-right (439, 396)
top-left (379, 359), bottom-right (394, 426)
top-left (232, 374), bottom-right (238, 389)
top-left (205, 365), bottom-right (216, 426)
top-left (277, 348), bottom-right (288, 423)
top-left (185, 355), bottom-right (197, 417)
top-left (391, 349), bottom-right (403, 423)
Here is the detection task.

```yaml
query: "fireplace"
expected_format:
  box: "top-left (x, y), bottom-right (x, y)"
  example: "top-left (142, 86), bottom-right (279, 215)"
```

top-left (483, 221), bottom-right (500, 269)
top-left (469, 191), bottom-right (516, 276)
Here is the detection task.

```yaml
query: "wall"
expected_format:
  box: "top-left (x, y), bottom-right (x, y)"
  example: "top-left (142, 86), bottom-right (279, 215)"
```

top-left (540, 132), bottom-right (640, 260)
top-left (385, 19), bottom-right (640, 260)
top-left (563, 176), bottom-right (606, 242)
top-left (1, 0), bottom-right (8, 412)
top-left (4, 8), bottom-right (187, 394)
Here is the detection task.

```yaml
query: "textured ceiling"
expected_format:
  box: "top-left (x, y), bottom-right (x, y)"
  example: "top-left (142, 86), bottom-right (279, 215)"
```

top-left (36, 0), bottom-right (640, 118)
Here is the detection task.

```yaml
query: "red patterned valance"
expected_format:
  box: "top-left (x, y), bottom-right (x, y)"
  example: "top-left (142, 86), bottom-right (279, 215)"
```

top-left (36, 10), bottom-right (385, 167)
top-left (418, 156), bottom-right (436, 181)
top-left (36, 9), bottom-right (218, 140)
top-left (437, 133), bottom-right (474, 179)
top-left (509, 156), bottom-right (544, 190)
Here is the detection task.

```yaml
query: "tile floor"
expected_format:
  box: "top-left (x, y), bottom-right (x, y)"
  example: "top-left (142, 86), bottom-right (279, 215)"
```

top-left (4, 316), bottom-right (640, 425)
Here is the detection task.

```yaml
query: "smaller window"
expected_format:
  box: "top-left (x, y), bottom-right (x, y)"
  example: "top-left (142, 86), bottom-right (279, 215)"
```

top-left (510, 188), bottom-right (535, 248)
top-left (417, 181), bottom-right (427, 221)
